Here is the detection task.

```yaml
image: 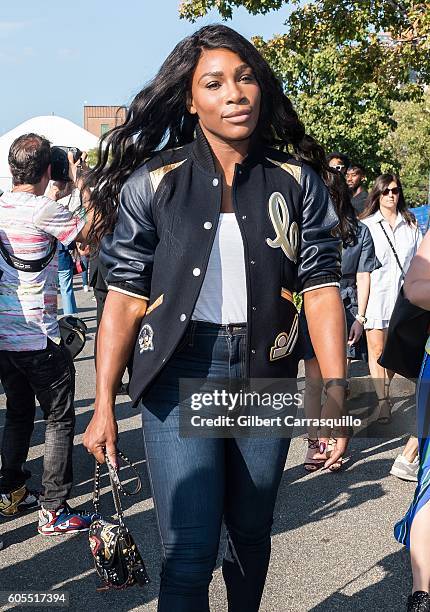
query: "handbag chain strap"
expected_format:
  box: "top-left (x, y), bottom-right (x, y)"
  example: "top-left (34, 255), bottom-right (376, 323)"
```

top-left (93, 449), bottom-right (142, 526)
top-left (378, 220), bottom-right (405, 279)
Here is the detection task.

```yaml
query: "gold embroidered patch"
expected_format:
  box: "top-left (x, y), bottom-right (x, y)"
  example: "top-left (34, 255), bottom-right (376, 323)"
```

top-left (146, 294), bottom-right (164, 316)
top-left (281, 287), bottom-right (293, 303)
top-left (266, 192), bottom-right (299, 263)
top-left (149, 160), bottom-right (187, 193)
top-left (269, 314), bottom-right (299, 361)
top-left (266, 157), bottom-right (302, 184)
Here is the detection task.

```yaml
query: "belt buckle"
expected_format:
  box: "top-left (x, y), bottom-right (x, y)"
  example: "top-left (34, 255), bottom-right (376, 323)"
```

top-left (227, 323), bottom-right (243, 334)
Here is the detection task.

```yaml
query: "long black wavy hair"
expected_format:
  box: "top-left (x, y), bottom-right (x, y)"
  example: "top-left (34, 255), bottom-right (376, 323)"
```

top-left (297, 137), bottom-right (358, 246)
top-left (86, 24), bottom-right (346, 244)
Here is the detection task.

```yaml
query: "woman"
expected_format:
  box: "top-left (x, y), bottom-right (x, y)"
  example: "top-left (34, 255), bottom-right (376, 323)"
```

top-left (83, 25), bottom-right (348, 611)
top-left (301, 177), bottom-right (379, 471)
top-left (361, 175), bottom-right (422, 423)
top-left (394, 230), bottom-right (430, 612)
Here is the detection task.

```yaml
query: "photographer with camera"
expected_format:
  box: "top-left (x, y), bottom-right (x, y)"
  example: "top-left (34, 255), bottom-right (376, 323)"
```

top-left (0, 133), bottom-right (97, 535)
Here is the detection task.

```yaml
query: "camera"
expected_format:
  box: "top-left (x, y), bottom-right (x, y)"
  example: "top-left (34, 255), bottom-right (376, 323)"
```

top-left (50, 146), bottom-right (82, 182)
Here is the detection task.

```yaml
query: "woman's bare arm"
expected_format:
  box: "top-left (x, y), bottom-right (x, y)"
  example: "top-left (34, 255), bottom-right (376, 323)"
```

top-left (404, 230), bottom-right (430, 310)
top-left (83, 290), bottom-right (147, 466)
top-left (304, 286), bottom-right (346, 379)
top-left (348, 271), bottom-right (370, 345)
top-left (304, 286), bottom-right (347, 466)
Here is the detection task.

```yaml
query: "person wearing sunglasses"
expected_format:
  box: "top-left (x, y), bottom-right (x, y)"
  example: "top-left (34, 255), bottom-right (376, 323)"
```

top-left (327, 151), bottom-right (350, 176)
top-left (360, 175), bottom-right (422, 424)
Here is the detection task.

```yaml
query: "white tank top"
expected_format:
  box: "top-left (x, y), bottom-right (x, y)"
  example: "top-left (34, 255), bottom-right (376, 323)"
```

top-left (192, 213), bottom-right (247, 324)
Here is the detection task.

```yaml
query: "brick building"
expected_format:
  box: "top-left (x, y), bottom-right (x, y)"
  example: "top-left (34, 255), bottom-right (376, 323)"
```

top-left (83, 105), bottom-right (127, 138)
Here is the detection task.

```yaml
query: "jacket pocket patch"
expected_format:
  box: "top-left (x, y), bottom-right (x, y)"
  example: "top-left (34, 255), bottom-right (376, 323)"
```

top-left (138, 324), bottom-right (154, 353)
top-left (269, 314), bottom-right (298, 361)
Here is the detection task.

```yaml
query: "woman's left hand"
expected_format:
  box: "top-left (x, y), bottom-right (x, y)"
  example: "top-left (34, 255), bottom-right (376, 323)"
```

top-left (348, 320), bottom-right (363, 346)
top-left (323, 436), bottom-right (349, 469)
top-left (317, 383), bottom-right (349, 467)
top-left (309, 436), bottom-right (349, 469)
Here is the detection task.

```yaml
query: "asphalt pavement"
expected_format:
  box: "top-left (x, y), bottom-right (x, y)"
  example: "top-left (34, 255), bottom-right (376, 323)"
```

top-left (0, 282), bottom-right (418, 611)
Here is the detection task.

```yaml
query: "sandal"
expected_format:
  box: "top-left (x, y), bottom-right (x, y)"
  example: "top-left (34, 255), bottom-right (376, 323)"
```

top-left (377, 397), bottom-right (392, 425)
top-left (385, 380), bottom-right (394, 404)
top-left (304, 438), bottom-right (325, 472)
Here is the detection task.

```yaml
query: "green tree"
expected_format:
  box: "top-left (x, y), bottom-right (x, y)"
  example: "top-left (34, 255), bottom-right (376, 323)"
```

top-left (85, 147), bottom-right (99, 169)
top-left (180, 1), bottom-right (430, 175)
top-left (384, 89), bottom-right (430, 206)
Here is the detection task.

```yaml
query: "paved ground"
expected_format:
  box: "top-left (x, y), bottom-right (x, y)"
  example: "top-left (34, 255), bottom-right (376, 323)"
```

top-left (0, 282), bottom-right (418, 611)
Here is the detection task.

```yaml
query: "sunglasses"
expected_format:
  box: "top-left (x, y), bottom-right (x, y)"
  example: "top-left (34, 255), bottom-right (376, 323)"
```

top-left (381, 187), bottom-right (400, 196)
top-left (333, 164), bottom-right (345, 171)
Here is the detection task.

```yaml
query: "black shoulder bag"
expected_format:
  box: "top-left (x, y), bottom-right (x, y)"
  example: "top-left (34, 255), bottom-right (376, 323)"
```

top-left (377, 221), bottom-right (430, 379)
top-left (89, 450), bottom-right (150, 591)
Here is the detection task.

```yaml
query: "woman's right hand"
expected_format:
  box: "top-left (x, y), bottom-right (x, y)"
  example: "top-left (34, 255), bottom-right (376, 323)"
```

top-left (348, 320), bottom-right (363, 346)
top-left (83, 408), bottom-right (118, 468)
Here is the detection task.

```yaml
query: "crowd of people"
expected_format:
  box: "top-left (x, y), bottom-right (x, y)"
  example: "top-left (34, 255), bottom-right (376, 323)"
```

top-left (0, 24), bottom-right (429, 612)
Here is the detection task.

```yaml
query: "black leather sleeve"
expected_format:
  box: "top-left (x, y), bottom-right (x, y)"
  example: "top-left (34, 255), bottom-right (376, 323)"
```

top-left (297, 165), bottom-right (341, 293)
top-left (100, 166), bottom-right (158, 299)
top-left (357, 222), bottom-right (381, 273)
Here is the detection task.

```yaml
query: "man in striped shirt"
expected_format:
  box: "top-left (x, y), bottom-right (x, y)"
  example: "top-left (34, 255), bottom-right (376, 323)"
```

top-left (0, 133), bottom-right (97, 535)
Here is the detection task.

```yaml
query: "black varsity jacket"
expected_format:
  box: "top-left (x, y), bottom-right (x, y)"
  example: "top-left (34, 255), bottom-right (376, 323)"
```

top-left (101, 128), bottom-right (341, 403)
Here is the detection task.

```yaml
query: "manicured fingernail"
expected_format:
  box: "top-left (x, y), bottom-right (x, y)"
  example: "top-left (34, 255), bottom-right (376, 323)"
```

top-left (319, 442), bottom-right (326, 454)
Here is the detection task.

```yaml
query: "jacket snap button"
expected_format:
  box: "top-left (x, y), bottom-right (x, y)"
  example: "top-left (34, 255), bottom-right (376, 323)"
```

top-left (242, 215), bottom-right (247, 220)
top-left (193, 268), bottom-right (201, 277)
top-left (212, 178), bottom-right (219, 187)
top-left (252, 306), bottom-right (256, 311)
top-left (204, 221), bottom-right (212, 230)
top-left (250, 260), bottom-right (255, 265)
top-left (251, 349), bottom-right (256, 354)
top-left (180, 314), bottom-right (187, 322)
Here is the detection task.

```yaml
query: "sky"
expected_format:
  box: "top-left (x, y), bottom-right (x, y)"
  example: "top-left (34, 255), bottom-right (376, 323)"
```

top-left (1, 0), bottom-right (291, 136)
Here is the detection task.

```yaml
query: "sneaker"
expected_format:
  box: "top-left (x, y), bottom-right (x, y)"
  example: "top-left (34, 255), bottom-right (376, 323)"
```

top-left (38, 503), bottom-right (99, 536)
top-left (0, 485), bottom-right (40, 516)
top-left (407, 591), bottom-right (430, 611)
top-left (390, 454), bottom-right (419, 482)
top-left (83, 285), bottom-right (89, 292)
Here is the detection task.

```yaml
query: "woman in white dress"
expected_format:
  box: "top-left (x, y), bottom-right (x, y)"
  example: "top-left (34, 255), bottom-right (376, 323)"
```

top-left (361, 174), bottom-right (422, 423)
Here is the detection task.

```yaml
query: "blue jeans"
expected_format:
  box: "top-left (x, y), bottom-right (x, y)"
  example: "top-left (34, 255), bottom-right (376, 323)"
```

top-left (58, 267), bottom-right (77, 315)
top-left (141, 321), bottom-right (290, 612)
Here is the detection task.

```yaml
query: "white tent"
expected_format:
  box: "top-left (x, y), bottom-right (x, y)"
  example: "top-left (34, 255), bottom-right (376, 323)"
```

top-left (0, 115), bottom-right (99, 193)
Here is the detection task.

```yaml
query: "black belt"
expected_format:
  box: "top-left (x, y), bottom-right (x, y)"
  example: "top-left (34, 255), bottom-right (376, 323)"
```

top-left (192, 320), bottom-right (247, 333)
